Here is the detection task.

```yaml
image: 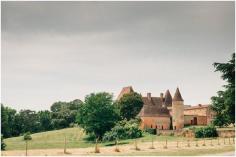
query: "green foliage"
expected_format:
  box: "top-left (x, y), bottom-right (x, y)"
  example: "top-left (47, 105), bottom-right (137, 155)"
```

top-left (194, 126), bottom-right (218, 138)
top-left (211, 53), bottom-right (235, 126)
top-left (17, 110), bottom-right (41, 133)
top-left (38, 110), bottom-right (53, 131)
top-left (76, 92), bottom-right (120, 138)
top-left (102, 119), bottom-right (142, 141)
top-left (117, 92), bottom-right (143, 120)
top-left (23, 132), bottom-right (32, 141)
top-left (51, 99), bottom-right (83, 129)
top-left (1, 104), bottom-right (17, 137)
top-left (1, 134), bottom-right (6, 150)
top-left (1, 99), bottom-right (83, 138)
top-left (144, 128), bottom-right (156, 135)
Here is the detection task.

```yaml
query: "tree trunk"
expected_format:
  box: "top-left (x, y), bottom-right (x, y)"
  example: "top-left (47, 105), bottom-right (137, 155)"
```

top-left (25, 140), bottom-right (28, 156)
top-left (64, 135), bottom-right (67, 154)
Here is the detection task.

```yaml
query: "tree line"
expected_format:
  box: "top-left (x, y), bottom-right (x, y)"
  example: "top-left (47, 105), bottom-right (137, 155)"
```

top-left (1, 91), bottom-right (143, 140)
top-left (1, 99), bottom-right (83, 138)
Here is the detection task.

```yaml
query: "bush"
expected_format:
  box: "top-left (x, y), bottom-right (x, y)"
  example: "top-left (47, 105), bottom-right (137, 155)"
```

top-left (103, 119), bottom-right (142, 141)
top-left (23, 132), bottom-right (32, 141)
top-left (195, 125), bottom-right (218, 138)
top-left (144, 128), bottom-right (156, 135)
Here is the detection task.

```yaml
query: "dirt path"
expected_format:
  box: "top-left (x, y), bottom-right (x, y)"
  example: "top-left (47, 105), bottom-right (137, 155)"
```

top-left (2, 140), bottom-right (235, 156)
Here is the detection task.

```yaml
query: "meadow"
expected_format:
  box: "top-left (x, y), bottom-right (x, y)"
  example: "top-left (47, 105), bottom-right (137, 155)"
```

top-left (4, 127), bottom-right (189, 150)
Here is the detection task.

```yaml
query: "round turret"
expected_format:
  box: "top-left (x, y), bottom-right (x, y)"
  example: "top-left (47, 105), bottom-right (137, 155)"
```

top-left (172, 87), bottom-right (184, 130)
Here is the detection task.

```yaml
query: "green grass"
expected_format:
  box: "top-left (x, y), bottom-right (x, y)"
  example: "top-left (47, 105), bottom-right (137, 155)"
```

top-left (4, 127), bottom-right (187, 150)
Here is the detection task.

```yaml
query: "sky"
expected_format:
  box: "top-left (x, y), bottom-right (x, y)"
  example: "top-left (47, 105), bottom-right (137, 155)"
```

top-left (1, 1), bottom-right (235, 111)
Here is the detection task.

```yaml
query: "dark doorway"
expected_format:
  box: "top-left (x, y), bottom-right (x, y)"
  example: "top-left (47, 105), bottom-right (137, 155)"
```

top-left (193, 117), bottom-right (197, 125)
top-left (161, 125), bottom-right (163, 130)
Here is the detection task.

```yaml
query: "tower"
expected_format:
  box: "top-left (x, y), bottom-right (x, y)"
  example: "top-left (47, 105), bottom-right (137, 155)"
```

top-left (164, 89), bottom-right (172, 107)
top-left (172, 87), bottom-right (184, 130)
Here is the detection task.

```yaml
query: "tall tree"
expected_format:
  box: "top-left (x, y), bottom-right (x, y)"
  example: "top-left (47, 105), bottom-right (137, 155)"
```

top-left (76, 92), bottom-right (120, 138)
top-left (117, 92), bottom-right (143, 120)
top-left (17, 110), bottom-right (41, 133)
top-left (1, 105), bottom-right (17, 138)
top-left (38, 110), bottom-right (53, 131)
top-left (211, 53), bottom-right (235, 126)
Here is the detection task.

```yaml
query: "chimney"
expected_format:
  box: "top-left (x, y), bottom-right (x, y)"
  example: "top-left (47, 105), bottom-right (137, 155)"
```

top-left (160, 93), bottom-right (164, 102)
top-left (160, 92), bottom-right (165, 107)
top-left (147, 93), bottom-right (151, 101)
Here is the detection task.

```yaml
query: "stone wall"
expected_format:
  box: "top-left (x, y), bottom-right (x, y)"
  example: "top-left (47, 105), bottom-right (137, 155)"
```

top-left (217, 129), bottom-right (235, 137)
top-left (140, 116), bottom-right (171, 130)
top-left (172, 101), bottom-right (184, 130)
top-left (184, 115), bottom-right (194, 125)
top-left (183, 106), bottom-right (215, 125)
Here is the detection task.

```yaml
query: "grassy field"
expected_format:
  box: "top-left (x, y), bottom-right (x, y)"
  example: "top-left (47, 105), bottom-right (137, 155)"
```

top-left (3, 127), bottom-right (235, 156)
top-left (122, 146), bottom-right (235, 156)
top-left (4, 127), bottom-right (189, 150)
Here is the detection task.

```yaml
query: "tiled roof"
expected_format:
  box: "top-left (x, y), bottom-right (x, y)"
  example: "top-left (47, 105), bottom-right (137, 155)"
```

top-left (184, 104), bottom-right (210, 110)
top-left (117, 86), bottom-right (134, 100)
top-left (139, 97), bottom-right (170, 117)
top-left (173, 87), bottom-right (184, 101)
top-left (164, 90), bottom-right (172, 107)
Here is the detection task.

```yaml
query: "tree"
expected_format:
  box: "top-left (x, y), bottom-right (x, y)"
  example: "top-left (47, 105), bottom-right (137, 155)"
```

top-left (211, 53), bottom-right (235, 126)
top-left (23, 132), bottom-right (32, 156)
top-left (117, 92), bottom-right (143, 120)
top-left (1, 104), bottom-right (17, 138)
top-left (17, 110), bottom-right (41, 133)
top-left (50, 99), bottom-right (83, 129)
top-left (38, 110), bottom-right (53, 131)
top-left (1, 134), bottom-right (6, 150)
top-left (76, 92), bottom-right (120, 138)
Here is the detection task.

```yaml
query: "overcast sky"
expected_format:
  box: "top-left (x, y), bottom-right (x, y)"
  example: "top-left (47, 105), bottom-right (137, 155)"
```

top-left (1, 1), bottom-right (235, 111)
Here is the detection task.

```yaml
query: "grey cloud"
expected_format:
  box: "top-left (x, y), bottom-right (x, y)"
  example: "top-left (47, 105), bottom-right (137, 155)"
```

top-left (1, 1), bottom-right (234, 111)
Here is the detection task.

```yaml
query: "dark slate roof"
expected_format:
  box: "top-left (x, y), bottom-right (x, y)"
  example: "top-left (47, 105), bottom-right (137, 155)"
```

top-left (138, 97), bottom-right (170, 117)
top-left (173, 87), bottom-right (184, 101)
top-left (164, 90), bottom-right (172, 107)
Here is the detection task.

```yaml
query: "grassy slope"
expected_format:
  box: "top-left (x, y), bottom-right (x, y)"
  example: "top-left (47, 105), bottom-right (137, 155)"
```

top-left (5, 127), bottom-right (187, 150)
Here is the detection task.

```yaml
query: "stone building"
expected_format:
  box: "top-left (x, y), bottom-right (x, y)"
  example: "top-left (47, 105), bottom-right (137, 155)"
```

top-left (117, 86), bottom-right (215, 130)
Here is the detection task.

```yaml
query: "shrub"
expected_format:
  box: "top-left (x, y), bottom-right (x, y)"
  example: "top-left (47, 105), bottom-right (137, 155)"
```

top-left (103, 119), bottom-right (142, 141)
top-left (23, 132), bottom-right (32, 141)
top-left (170, 132), bottom-right (174, 136)
top-left (195, 125), bottom-right (218, 138)
top-left (144, 128), bottom-right (156, 135)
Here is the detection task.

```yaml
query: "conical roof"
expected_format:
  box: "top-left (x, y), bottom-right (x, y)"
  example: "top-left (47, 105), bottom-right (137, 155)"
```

top-left (164, 90), bottom-right (172, 106)
top-left (173, 87), bottom-right (184, 101)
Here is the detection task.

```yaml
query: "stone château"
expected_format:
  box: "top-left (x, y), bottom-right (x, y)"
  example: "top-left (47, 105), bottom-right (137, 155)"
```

top-left (117, 86), bottom-right (215, 130)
